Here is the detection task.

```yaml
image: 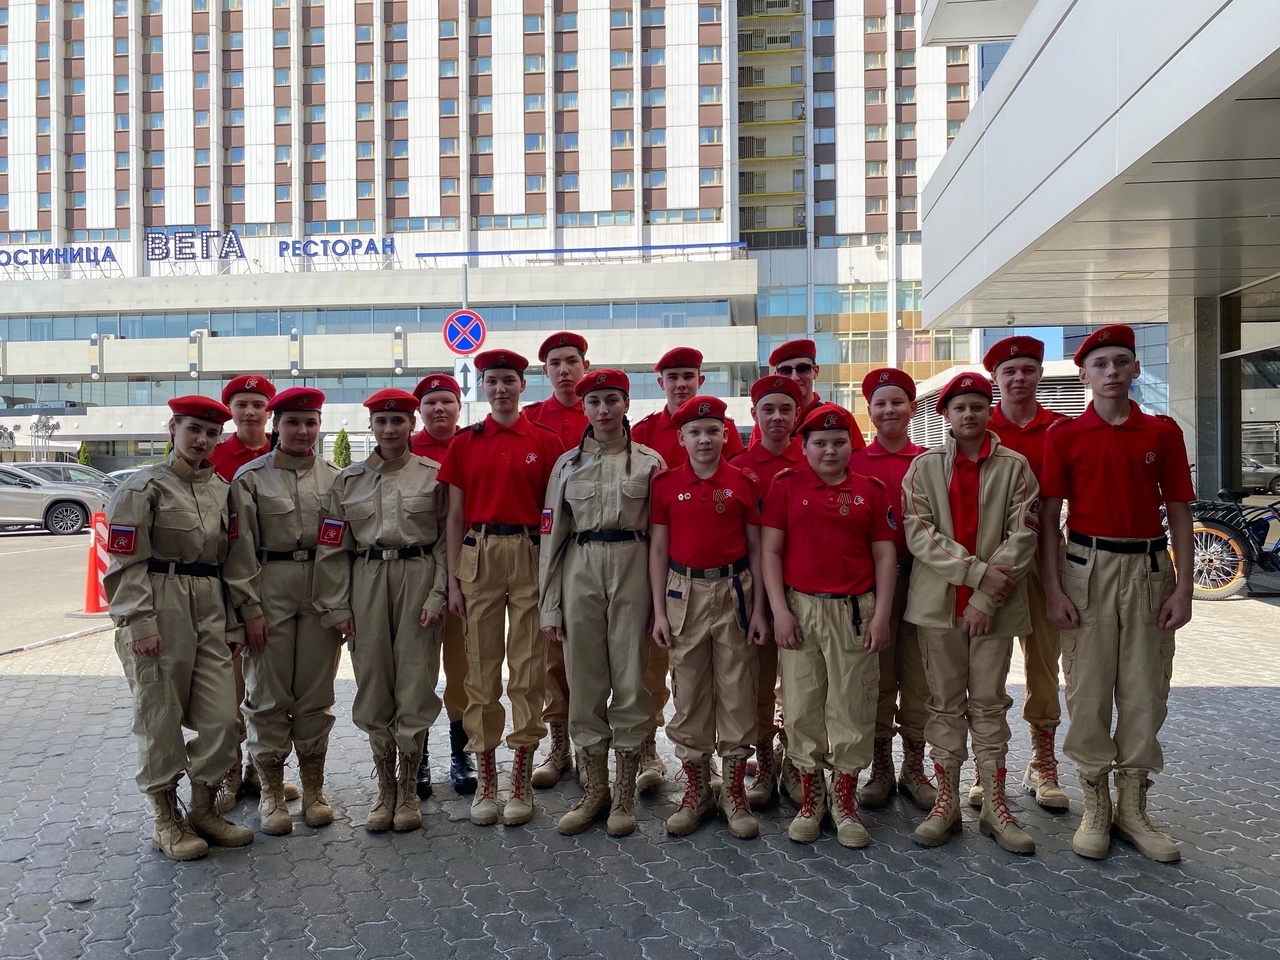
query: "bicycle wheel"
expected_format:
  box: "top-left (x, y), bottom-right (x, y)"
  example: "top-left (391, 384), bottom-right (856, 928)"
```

top-left (1190, 523), bottom-right (1250, 600)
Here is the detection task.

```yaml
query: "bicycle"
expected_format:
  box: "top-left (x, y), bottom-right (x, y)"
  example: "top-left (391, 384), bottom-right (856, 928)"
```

top-left (1187, 490), bottom-right (1280, 600)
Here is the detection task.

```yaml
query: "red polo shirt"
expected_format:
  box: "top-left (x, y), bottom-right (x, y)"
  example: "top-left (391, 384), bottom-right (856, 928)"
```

top-left (730, 438), bottom-right (804, 499)
top-left (988, 402), bottom-right (1066, 483)
top-left (209, 434), bottom-right (270, 482)
top-left (848, 437), bottom-right (927, 557)
top-left (523, 396), bottom-right (589, 449)
top-left (761, 464), bottom-right (893, 597)
top-left (947, 437), bottom-right (990, 616)
top-left (650, 460), bottom-right (759, 568)
top-left (1041, 401), bottom-right (1195, 539)
top-left (410, 428), bottom-right (456, 465)
top-left (632, 406), bottom-right (745, 467)
top-left (438, 414), bottom-right (565, 526)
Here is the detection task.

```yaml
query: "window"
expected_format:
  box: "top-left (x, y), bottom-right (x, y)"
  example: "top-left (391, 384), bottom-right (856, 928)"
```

top-left (897, 86), bottom-right (916, 104)
top-left (524, 94), bottom-right (544, 111)
top-left (899, 196), bottom-right (917, 213)
top-left (386, 101), bottom-right (408, 120)
top-left (947, 119), bottom-right (964, 138)
top-left (557, 173), bottom-right (579, 191)
top-left (866, 197), bottom-right (886, 214)
top-left (227, 32), bottom-right (244, 50)
top-left (865, 88), bottom-right (886, 105)
top-left (699, 5), bottom-right (721, 23)
top-left (814, 163), bottom-right (834, 180)
top-left (356, 63), bottom-right (373, 81)
top-left (194, 35), bottom-right (209, 51)
top-left (311, 143), bottom-right (327, 161)
top-left (71, 78), bottom-right (86, 95)
top-left (698, 46), bottom-right (721, 64)
top-left (813, 19), bottom-right (834, 36)
top-left (196, 148), bottom-right (211, 164)
top-left (70, 153), bottom-right (86, 171)
top-left (642, 9), bottom-right (664, 26)
top-left (525, 55), bottom-right (543, 72)
top-left (472, 136), bottom-right (493, 153)
top-left (700, 167), bottom-right (723, 186)
top-left (556, 53), bottom-right (577, 70)
top-left (524, 15), bottom-right (543, 32)
top-left (276, 184), bottom-right (291, 202)
top-left (146, 151), bottom-right (165, 168)
top-left (643, 129), bottom-right (665, 147)
top-left (897, 50), bottom-right (916, 67)
top-left (898, 159), bottom-right (917, 176)
top-left (307, 184), bottom-right (325, 201)
top-left (864, 52), bottom-right (885, 69)
top-left (555, 13), bottom-right (577, 30)
top-left (441, 98), bottom-right (458, 116)
top-left (897, 14), bottom-right (916, 30)
top-left (557, 133), bottom-right (579, 151)
top-left (472, 57), bottom-right (492, 75)
top-left (441, 138), bottom-right (460, 155)
top-left (644, 170), bottom-right (666, 188)
top-left (276, 146), bottom-right (291, 163)
top-left (865, 16), bottom-right (886, 32)
top-left (612, 90), bottom-right (634, 108)
top-left (526, 175), bottom-right (546, 192)
top-left (223, 109), bottom-right (243, 126)
top-left (866, 160), bottom-right (887, 177)
top-left (947, 46), bottom-right (970, 65)
top-left (191, 186), bottom-right (208, 204)
top-left (357, 181), bottom-right (374, 199)
top-left (275, 68), bottom-right (290, 85)
top-left (948, 83), bottom-right (969, 102)
top-left (356, 24), bottom-right (373, 42)
top-left (357, 141), bottom-right (374, 159)
top-left (471, 18), bottom-right (491, 35)
top-left (471, 177), bottom-right (493, 194)
top-left (116, 189), bottom-right (130, 206)
top-left (814, 128), bottom-right (835, 144)
top-left (39, 193), bottom-right (52, 210)
top-left (37, 42), bottom-right (51, 59)
top-left (390, 180), bottom-right (409, 197)
top-left (116, 151), bottom-right (130, 169)
top-left (275, 107), bottom-right (291, 124)
top-left (228, 71), bottom-right (244, 88)
top-left (898, 123), bottom-right (916, 140)
top-left (308, 105), bottom-right (326, 123)
top-left (814, 200), bottom-right (835, 216)
top-left (114, 1), bottom-right (127, 13)
top-left (147, 37), bottom-right (162, 53)
top-left (556, 92), bottom-right (578, 110)
top-left (613, 172), bottom-right (634, 190)
top-left (307, 67), bottom-right (324, 84)
top-left (472, 96), bottom-right (492, 113)
top-left (228, 147), bottom-right (245, 163)
top-left (865, 125), bottom-right (887, 142)
top-left (699, 126), bottom-right (723, 145)
top-left (612, 130), bottom-right (633, 149)
top-left (194, 72), bottom-right (209, 90)
top-left (611, 10), bottom-right (633, 27)
top-left (441, 178), bottom-right (459, 195)
top-left (147, 112), bottom-right (165, 130)
top-left (611, 50), bottom-right (633, 68)
top-left (357, 102), bottom-right (374, 120)
top-left (439, 21), bottom-right (457, 38)
top-left (643, 49), bottom-right (665, 67)
top-left (442, 56), bottom-right (461, 75)
top-left (70, 116), bottom-right (86, 133)
top-left (150, 189), bottom-right (166, 205)
top-left (793, 135), bottom-right (805, 155)
top-left (525, 133), bottom-right (545, 151)
top-left (306, 28), bottom-right (324, 45)
top-left (36, 117), bottom-right (50, 135)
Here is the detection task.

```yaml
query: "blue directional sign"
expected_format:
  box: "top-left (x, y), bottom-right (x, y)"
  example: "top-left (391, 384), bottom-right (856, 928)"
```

top-left (443, 309), bottom-right (486, 355)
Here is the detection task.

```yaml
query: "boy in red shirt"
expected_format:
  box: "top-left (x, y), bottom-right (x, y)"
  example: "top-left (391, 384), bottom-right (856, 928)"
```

top-left (847, 369), bottom-right (934, 813)
top-left (761, 404), bottom-right (897, 848)
top-left (650, 396), bottom-right (768, 838)
top-left (439, 350), bottom-right (565, 827)
top-left (1040, 324), bottom-right (1194, 863)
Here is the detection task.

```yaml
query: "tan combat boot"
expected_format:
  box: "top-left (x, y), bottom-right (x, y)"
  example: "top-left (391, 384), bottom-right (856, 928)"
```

top-left (214, 764), bottom-right (241, 815)
top-left (252, 758), bottom-right (293, 836)
top-left (470, 751), bottom-right (500, 825)
top-left (532, 722), bottom-right (574, 789)
top-left (394, 750), bottom-right (423, 832)
top-left (607, 749), bottom-right (641, 837)
top-left (149, 789), bottom-right (209, 861)
top-left (1072, 774), bottom-right (1113, 860)
top-left (857, 737), bottom-right (895, 809)
top-left (636, 731), bottom-right (667, 792)
top-left (365, 751), bottom-right (397, 832)
top-left (968, 761), bottom-right (983, 808)
top-left (559, 752), bottom-right (611, 835)
top-left (242, 757), bottom-right (300, 801)
top-left (831, 771), bottom-right (871, 848)
top-left (1112, 770), bottom-right (1180, 863)
top-left (720, 757), bottom-right (759, 839)
top-left (746, 736), bottom-right (777, 808)
top-left (898, 737), bottom-right (938, 811)
top-left (913, 759), bottom-right (962, 847)
top-left (978, 762), bottom-right (1035, 854)
top-left (297, 752), bottom-right (334, 828)
top-left (787, 771), bottom-right (827, 843)
top-left (1024, 725), bottom-right (1069, 810)
top-left (502, 746), bottom-right (536, 826)
top-left (188, 782), bottom-right (254, 848)
top-left (665, 760), bottom-right (715, 836)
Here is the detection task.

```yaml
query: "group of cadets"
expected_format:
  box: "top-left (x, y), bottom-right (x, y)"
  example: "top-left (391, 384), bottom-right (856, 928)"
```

top-left (105, 323), bottom-right (1195, 866)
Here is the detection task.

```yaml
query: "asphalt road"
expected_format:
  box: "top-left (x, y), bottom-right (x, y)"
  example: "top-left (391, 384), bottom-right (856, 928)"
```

top-left (0, 528), bottom-right (108, 654)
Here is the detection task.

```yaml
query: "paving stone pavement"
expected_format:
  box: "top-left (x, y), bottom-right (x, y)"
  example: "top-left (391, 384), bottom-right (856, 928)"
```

top-left (1, 599), bottom-right (1279, 960)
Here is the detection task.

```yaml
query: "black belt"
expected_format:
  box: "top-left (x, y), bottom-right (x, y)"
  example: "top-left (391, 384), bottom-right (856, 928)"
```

top-left (576, 530), bottom-right (646, 546)
top-left (148, 560), bottom-right (219, 578)
top-left (792, 587), bottom-right (869, 636)
top-left (669, 557), bottom-right (748, 580)
top-left (259, 548), bottom-right (316, 563)
top-left (1068, 531), bottom-right (1167, 554)
top-left (472, 522), bottom-right (539, 543)
top-left (356, 543), bottom-right (435, 561)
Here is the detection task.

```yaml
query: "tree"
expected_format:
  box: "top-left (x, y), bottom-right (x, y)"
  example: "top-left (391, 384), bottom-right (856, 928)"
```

top-left (77, 442), bottom-right (92, 466)
top-left (333, 428), bottom-right (352, 468)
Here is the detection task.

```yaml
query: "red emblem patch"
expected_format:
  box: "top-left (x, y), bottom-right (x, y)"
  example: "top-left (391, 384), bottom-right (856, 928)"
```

top-left (107, 524), bottom-right (137, 555)
top-left (540, 508), bottom-right (554, 535)
top-left (228, 512), bottom-right (239, 540)
top-left (318, 517), bottom-right (346, 546)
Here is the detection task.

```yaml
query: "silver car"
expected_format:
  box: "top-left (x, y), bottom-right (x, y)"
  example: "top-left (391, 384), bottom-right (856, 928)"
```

top-left (0, 465), bottom-right (110, 535)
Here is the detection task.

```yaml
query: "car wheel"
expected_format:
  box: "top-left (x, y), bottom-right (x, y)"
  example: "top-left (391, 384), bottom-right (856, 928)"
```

top-left (1190, 522), bottom-right (1250, 600)
top-left (1270, 477), bottom-right (1280, 496)
top-left (45, 502), bottom-right (88, 535)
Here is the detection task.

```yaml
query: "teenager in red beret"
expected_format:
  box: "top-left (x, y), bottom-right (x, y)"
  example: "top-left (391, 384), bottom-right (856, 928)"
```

top-left (751, 339), bottom-right (864, 448)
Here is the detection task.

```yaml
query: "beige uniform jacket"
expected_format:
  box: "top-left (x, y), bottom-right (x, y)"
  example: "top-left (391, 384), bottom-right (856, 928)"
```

top-left (224, 449), bottom-right (342, 622)
top-left (539, 436), bottom-right (665, 630)
top-left (311, 450), bottom-right (448, 628)
top-left (103, 452), bottom-right (241, 645)
top-left (902, 430), bottom-right (1040, 632)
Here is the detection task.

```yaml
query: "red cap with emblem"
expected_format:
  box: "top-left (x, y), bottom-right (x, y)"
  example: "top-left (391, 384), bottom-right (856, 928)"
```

top-left (221, 374), bottom-right (277, 406)
top-left (1073, 324), bottom-right (1136, 366)
top-left (574, 368), bottom-right (630, 398)
top-left (412, 373), bottom-right (461, 399)
top-left (769, 338), bottom-right (817, 368)
top-left (362, 388), bottom-right (419, 414)
top-left (538, 331), bottom-right (589, 362)
top-left (861, 367), bottom-right (917, 402)
top-left (672, 394), bottom-right (727, 427)
top-left (935, 372), bottom-right (994, 414)
top-left (654, 346), bottom-right (704, 372)
top-left (799, 402), bottom-right (854, 436)
top-left (474, 349), bottom-right (529, 373)
top-left (266, 387), bottom-right (325, 413)
top-left (169, 395), bottom-right (233, 424)
top-left (983, 335), bottom-right (1045, 373)
top-left (749, 376), bottom-right (803, 406)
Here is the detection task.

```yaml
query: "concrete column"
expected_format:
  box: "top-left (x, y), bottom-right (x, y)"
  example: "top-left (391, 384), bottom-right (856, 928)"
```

top-left (1167, 296), bottom-right (1221, 495)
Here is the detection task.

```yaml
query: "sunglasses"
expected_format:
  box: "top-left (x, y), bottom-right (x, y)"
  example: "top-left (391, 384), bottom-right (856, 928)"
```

top-left (776, 363), bottom-right (814, 376)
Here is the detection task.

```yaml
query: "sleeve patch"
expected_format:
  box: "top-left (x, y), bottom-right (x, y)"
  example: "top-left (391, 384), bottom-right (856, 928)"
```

top-left (228, 512), bottom-right (239, 541)
top-left (540, 508), bottom-right (554, 535)
top-left (886, 506), bottom-right (898, 531)
top-left (318, 517), bottom-right (346, 546)
top-left (1025, 497), bottom-right (1041, 533)
top-left (107, 524), bottom-right (138, 555)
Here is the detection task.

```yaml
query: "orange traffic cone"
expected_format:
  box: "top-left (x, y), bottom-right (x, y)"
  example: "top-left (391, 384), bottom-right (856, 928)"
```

top-left (81, 512), bottom-right (109, 615)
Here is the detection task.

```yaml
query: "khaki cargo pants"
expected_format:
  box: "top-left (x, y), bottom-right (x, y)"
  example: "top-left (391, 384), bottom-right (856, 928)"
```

top-left (441, 612), bottom-right (468, 722)
top-left (918, 626), bottom-right (1015, 767)
top-left (1019, 563), bottom-right (1063, 729)
top-left (875, 563), bottom-right (930, 741)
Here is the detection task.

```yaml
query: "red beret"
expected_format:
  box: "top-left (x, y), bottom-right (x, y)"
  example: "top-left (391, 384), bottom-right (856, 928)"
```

top-left (769, 339), bottom-right (817, 368)
top-left (654, 346), bottom-right (704, 372)
top-left (799, 403), bottom-right (854, 435)
top-left (935, 373), bottom-right (994, 414)
top-left (861, 368), bottom-right (917, 403)
top-left (672, 395), bottom-right (727, 427)
top-left (363, 388), bottom-right (419, 414)
top-left (413, 374), bottom-right (461, 399)
top-left (750, 376), bottom-right (803, 406)
top-left (169, 395), bottom-right (233, 424)
top-left (538, 331), bottom-right (589, 361)
top-left (221, 374), bottom-right (277, 406)
top-left (475, 349), bottom-right (529, 373)
top-left (266, 387), bottom-right (325, 413)
top-left (574, 368), bottom-right (630, 398)
top-left (1073, 325), bottom-right (1136, 366)
top-left (983, 336), bottom-right (1045, 373)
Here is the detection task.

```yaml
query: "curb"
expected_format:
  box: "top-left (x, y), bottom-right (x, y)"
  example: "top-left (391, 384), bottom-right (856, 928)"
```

top-left (0, 622), bottom-right (113, 658)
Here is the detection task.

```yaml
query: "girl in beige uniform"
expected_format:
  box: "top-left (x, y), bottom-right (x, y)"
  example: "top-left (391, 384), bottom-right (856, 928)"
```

top-left (225, 387), bottom-right (343, 837)
top-left (539, 371), bottom-right (665, 836)
top-left (105, 396), bottom-right (254, 861)
top-left (312, 388), bottom-right (448, 833)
